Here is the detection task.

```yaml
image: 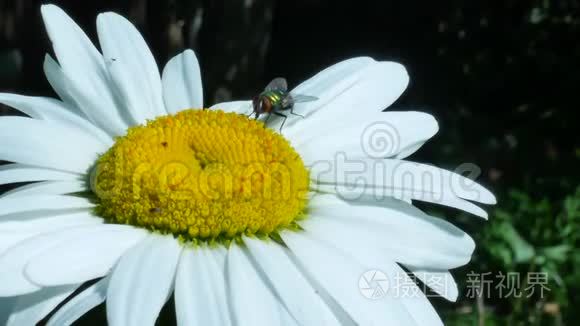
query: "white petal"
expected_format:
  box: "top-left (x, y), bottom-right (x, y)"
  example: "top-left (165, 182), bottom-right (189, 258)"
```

top-left (244, 237), bottom-right (341, 325)
top-left (0, 232), bottom-right (40, 256)
top-left (347, 191), bottom-right (487, 219)
top-left (0, 210), bottom-right (101, 233)
top-left (223, 57), bottom-right (375, 126)
top-left (0, 297), bottom-right (15, 325)
top-left (0, 212), bottom-right (97, 255)
top-left (43, 54), bottom-right (80, 112)
top-left (0, 180), bottom-right (86, 199)
top-left (391, 264), bottom-right (444, 326)
top-left (0, 117), bottom-right (105, 173)
top-left (162, 49), bottom-right (203, 113)
top-left (305, 197), bottom-right (475, 269)
top-left (0, 93), bottom-right (112, 146)
top-left (227, 244), bottom-right (294, 326)
top-left (107, 234), bottom-right (181, 326)
top-left (287, 216), bottom-right (443, 325)
top-left (283, 60), bottom-right (408, 140)
top-left (97, 12), bottom-right (166, 122)
top-left (315, 183), bottom-right (490, 218)
top-left (0, 224), bottom-right (106, 296)
top-left (407, 267), bottom-right (458, 302)
top-left (6, 285), bottom-right (78, 326)
top-left (0, 195), bottom-right (93, 218)
top-left (40, 5), bottom-right (129, 136)
top-left (288, 57), bottom-right (375, 121)
top-left (291, 227), bottom-right (443, 325)
top-left (395, 142), bottom-right (425, 159)
top-left (281, 231), bottom-right (416, 325)
top-left (0, 207), bottom-right (95, 225)
top-left (47, 277), bottom-right (109, 326)
top-left (427, 196), bottom-right (490, 218)
top-left (297, 111), bottom-right (438, 162)
top-left (212, 57), bottom-right (380, 128)
top-left (210, 100), bottom-right (252, 114)
top-left (292, 56), bottom-right (374, 96)
top-left (0, 164), bottom-right (81, 187)
top-left (311, 157), bottom-right (496, 212)
top-left (25, 225), bottom-right (148, 287)
top-left (175, 247), bottom-right (232, 326)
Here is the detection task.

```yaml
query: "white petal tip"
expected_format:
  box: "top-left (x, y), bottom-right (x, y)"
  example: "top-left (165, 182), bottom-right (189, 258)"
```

top-left (385, 61), bottom-right (409, 83)
top-left (427, 114), bottom-right (440, 135)
top-left (40, 4), bottom-right (59, 13)
top-left (96, 11), bottom-right (133, 32)
top-left (182, 49), bottom-right (196, 57)
top-left (448, 292), bottom-right (459, 302)
top-left (408, 111), bottom-right (439, 136)
top-left (478, 189), bottom-right (497, 205)
top-left (40, 4), bottom-right (67, 23)
top-left (97, 11), bottom-right (121, 21)
top-left (479, 211), bottom-right (489, 220)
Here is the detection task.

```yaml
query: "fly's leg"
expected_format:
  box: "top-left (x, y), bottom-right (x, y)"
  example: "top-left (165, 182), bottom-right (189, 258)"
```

top-left (273, 111), bottom-right (288, 132)
top-left (289, 106), bottom-right (304, 118)
top-left (264, 112), bottom-right (272, 126)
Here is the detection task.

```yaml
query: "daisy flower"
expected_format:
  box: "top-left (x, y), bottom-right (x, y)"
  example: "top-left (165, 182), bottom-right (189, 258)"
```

top-left (0, 4), bottom-right (496, 326)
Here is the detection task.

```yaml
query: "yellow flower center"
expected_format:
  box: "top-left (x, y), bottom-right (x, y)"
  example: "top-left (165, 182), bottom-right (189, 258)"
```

top-left (92, 109), bottom-right (309, 244)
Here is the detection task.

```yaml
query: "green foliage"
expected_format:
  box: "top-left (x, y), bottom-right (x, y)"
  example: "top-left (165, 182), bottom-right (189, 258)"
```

top-left (446, 186), bottom-right (580, 325)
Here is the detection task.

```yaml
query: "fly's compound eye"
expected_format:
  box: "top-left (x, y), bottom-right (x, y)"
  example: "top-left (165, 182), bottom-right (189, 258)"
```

top-left (252, 96), bottom-right (263, 113)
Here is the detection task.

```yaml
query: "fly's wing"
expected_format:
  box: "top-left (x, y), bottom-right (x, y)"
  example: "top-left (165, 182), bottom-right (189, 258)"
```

top-left (281, 93), bottom-right (318, 108)
top-left (264, 77), bottom-right (288, 92)
top-left (290, 94), bottom-right (318, 103)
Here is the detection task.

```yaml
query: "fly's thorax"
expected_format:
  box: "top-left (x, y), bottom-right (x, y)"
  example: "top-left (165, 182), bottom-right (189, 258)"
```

top-left (262, 90), bottom-right (288, 112)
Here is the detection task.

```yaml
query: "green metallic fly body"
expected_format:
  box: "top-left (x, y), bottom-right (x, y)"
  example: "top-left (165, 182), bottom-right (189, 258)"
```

top-left (251, 77), bottom-right (318, 131)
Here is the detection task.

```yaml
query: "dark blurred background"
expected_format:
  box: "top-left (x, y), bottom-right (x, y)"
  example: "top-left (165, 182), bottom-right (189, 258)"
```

top-left (1, 0), bottom-right (579, 325)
